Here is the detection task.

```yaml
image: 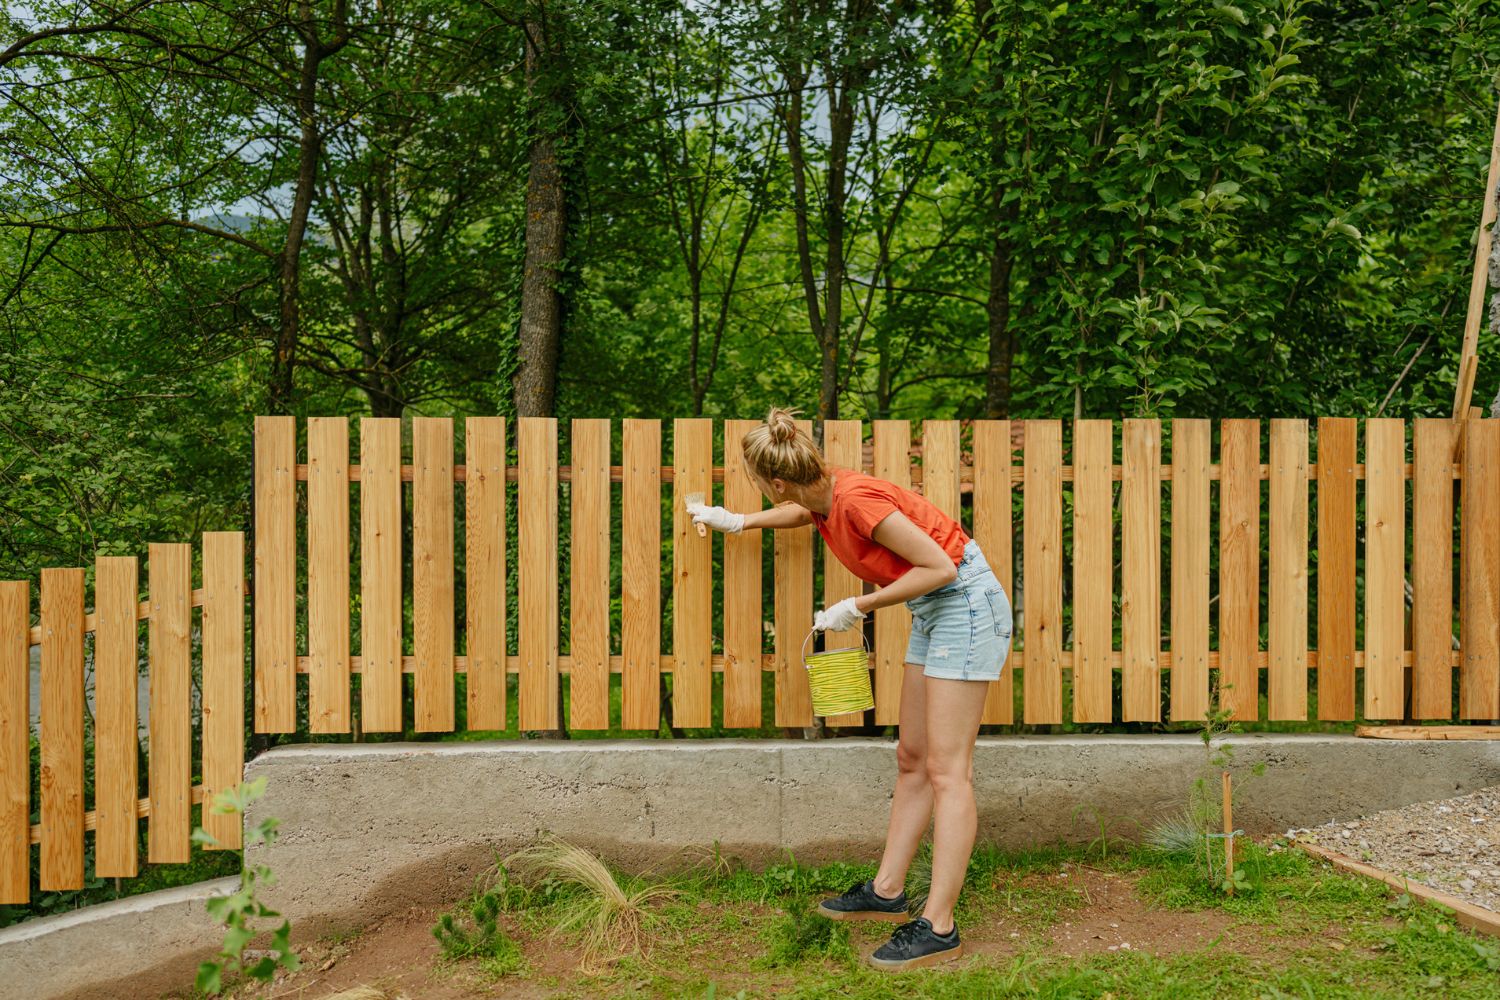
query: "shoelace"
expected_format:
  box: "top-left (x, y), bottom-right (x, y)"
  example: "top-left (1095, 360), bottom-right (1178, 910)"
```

top-left (889, 919), bottom-right (927, 948)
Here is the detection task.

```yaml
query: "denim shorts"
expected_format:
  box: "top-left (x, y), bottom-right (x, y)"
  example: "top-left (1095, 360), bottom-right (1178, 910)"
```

top-left (903, 539), bottom-right (1013, 681)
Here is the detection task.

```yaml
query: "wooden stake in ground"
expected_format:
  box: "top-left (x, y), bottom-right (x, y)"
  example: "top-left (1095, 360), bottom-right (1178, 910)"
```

top-left (1452, 94), bottom-right (1500, 419)
top-left (1222, 771), bottom-right (1235, 895)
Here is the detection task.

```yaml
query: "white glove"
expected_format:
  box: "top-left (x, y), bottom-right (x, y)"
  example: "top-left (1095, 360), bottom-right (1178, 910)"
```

top-left (814, 597), bottom-right (865, 633)
top-left (687, 501), bottom-right (744, 534)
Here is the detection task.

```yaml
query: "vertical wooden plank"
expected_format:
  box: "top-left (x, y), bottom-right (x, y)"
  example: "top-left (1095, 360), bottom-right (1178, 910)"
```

top-left (622, 419), bottom-right (662, 730)
top-left (1412, 419), bottom-right (1456, 719)
top-left (413, 417), bottom-right (456, 732)
top-left (872, 420), bottom-right (912, 726)
top-left (1268, 420), bottom-right (1309, 721)
top-left (1219, 420), bottom-right (1261, 721)
top-left (1071, 420), bottom-right (1113, 724)
top-left (1023, 420), bottom-right (1063, 724)
top-left (39, 568), bottom-right (84, 889)
top-left (201, 533), bottom-right (244, 851)
top-left (723, 420), bottom-right (764, 729)
top-left (775, 418), bottom-right (816, 728)
top-left (147, 544), bottom-right (190, 864)
top-left (359, 418), bottom-right (403, 732)
top-left (922, 421), bottom-right (961, 520)
top-left (973, 421), bottom-right (1014, 724)
top-left (465, 417), bottom-right (507, 731)
top-left (0, 582), bottom-right (29, 903)
top-left (672, 419), bottom-right (713, 728)
top-left (822, 422), bottom-right (867, 727)
top-left (253, 415), bottom-right (295, 733)
top-left (569, 419), bottom-right (610, 730)
top-left (1170, 420), bottom-right (1211, 723)
top-left (1460, 419), bottom-right (1500, 719)
top-left (94, 556), bottom-right (139, 876)
top-left (1364, 419), bottom-right (1406, 720)
top-left (1122, 419), bottom-right (1162, 722)
top-left (519, 417), bottom-right (559, 731)
top-left (307, 417), bottom-right (350, 733)
top-left (1316, 418), bottom-right (1357, 721)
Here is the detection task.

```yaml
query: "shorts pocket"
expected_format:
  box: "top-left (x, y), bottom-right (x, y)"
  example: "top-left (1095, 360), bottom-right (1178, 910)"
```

top-left (984, 586), bottom-right (1012, 638)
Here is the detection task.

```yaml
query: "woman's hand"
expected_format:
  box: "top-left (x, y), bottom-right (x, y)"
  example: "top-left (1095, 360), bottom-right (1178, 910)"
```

top-left (686, 501), bottom-right (745, 534)
top-left (814, 596), bottom-right (865, 633)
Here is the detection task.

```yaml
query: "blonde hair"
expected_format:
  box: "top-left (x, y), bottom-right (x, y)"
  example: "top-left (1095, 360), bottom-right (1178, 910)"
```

top-left (742, 407), bottom-right (827, 486)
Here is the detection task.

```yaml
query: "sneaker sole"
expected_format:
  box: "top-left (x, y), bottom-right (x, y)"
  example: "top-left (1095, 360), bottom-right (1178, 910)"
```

top-left (867, 942), bottom-right (964, 971)
top-left (815, 903), bottom-right (909, 923)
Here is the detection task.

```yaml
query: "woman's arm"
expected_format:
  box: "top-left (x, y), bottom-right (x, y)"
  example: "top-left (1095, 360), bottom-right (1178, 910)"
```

top-left (741, 502), bottom-right (814, 530)
top-left (853, 511), bottom-right (959, 614)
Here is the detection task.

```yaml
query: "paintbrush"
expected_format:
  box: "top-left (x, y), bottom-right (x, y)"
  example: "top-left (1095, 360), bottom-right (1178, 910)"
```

top-left (685, 492), bottom-right (707, 537)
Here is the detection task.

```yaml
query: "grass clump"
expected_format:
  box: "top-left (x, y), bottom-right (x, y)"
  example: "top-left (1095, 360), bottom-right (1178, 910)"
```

top-left (759, 897), bottom-right (855, 968)
top-left (432, 885), bottom-right (525, 977)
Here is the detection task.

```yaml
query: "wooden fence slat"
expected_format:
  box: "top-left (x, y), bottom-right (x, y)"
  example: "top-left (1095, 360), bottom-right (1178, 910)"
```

top-left (1412, 419), bottom-right (1456, 719)
top-left (569, 419), bottom-right (610, 730)
top-left (40, 568), bottom-right (84, 889)
top-left (1072, 420), bottom-right (1112, 724)
top-left (622, 419), bottom-right (661, 730)
top-left (973, 421), bottom-right (1014, 724)
top-left (1170, 420), bottom-right (1210, 723)
top-left (466, 417), bottom-right (507, 731)
top-left (723, 420), bottom-right (763, 729)
top-left (0, 581), bottom-right (29, 903)
top-left (94, 556), bottom-right (139, 875)
top-left (672, 419), bottom-right (713, 728)
top-left (823, 421), bottom-right (867, 727)
top-left (1268, 420), bottom-right (1309, 721)
top-left (1122, 419), bottom-right (1162, 722)
top-left (1316, 418), bottom-right (1357, 720)
top-left (519, 417), bottom-right (559, 731)
top-left (1219, 420), bottom-right (1261, 721)
top-left (413, 417), bottom-right (456, 732)
top-left (774, 419), bottom-right (815, 728)
top-left (201, 533), bottom-right (244, 851)
top-left (147, 544), bottom-right (191, 864)
top-left (307, 417), bottom-right (350, 733)
top-left (1023, 420), bottom-right (1063, 724)
top-left (359, 418), bottom-right (403, 733)
top-left (1364, 419), bottom-right (1406, 720)
top-left (1460, 418), bottom-right (1500, 719)
top-left (873, 421), bottom-right (912, 726)
top-left (253, 415), bottom-right (295, 733)
top-left (923, 421), bottom-right (961, 520)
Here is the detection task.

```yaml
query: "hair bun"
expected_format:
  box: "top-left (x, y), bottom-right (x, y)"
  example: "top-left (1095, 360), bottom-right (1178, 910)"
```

top-left (766, 407), bottom-right (800, 443)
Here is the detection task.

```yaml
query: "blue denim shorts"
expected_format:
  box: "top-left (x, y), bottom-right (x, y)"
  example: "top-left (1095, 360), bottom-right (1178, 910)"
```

top-left (903, 539), bottom-right (1013, 681)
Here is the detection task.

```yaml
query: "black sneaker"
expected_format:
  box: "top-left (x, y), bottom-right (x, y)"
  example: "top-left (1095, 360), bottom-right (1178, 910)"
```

top-left (814, 879), bottom-right (909, 923)
top-left (868, 917), bottom-right (964, 971)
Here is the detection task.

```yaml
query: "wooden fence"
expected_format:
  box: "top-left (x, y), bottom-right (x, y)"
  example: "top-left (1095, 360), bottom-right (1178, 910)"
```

top-left (6, 414), bottom-right (1500, 904)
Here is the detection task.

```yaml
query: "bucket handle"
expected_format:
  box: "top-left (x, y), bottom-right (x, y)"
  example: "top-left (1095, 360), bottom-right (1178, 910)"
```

top-left (801, 623), bottom-right (872, 668)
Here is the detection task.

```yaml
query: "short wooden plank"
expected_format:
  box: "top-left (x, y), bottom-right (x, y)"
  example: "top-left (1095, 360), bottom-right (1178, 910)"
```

top-left (1268, 420), bottom-right (1309, 721)
top-left (1412, 419), bottom-right (1456, 720)
top-left (1316, 418), bottom-right (1357, 721)
top-left (1295, 841), bottom-right (1500, 941)
top-left (973, 421), bottom-right (1014, 724)
top-left (1218, 420), bottom-right (1261, 721)
top-left (0, 581), bottom-right (29, 903)
top-left (873, 420), bottom-right (912, 726)
top-left (672, 419), bottom-right (713, 728)
top-left (94, 556), bottom-right (139, 875)
top-left (922, 421), bottom-right (961, 520)
top-left (1023, 420), bottom-right (1063, 724)
top-left (359, 418), bottom-right (403, 733)
top-left (823, 421), bottom-right (868, 727)
top-left (1122, 419), bottom-right (1162, 722)
top-left (465, 417), bottom-right (507, 731)
top-left (774, 418), bottom-right (816, 727)
top-left (201, 533), bottom-right (244, 851)
top-left (568, 419), bottom-right (610, 730)
top-left (1460, 419), bottom-right (1500, 719)
top-left (1071, 420), bottom-right (1112, 724)
top-left (1364, 419), bottom-right (1406, 720)
top-left (307, 416), bottom-right (351, 733)
top-left (622, 419), bottom-right (662, 730)
top-left (40, 568), bottom-right (84, 889)
top-left (253, 415), bottom-right (296, 733)
top-left (722, 420), bottom-right (764, 729)
top-left (147, 543), bottom-right (191, 864)
top-left (519, 417), bottom-right (559, 731)
top-left (1170, 420), bottom-right (1211, 724)
top-left (413, 417), bottom-right (456, 732)
top-left (1355, 725), bottom-right (1500, 741)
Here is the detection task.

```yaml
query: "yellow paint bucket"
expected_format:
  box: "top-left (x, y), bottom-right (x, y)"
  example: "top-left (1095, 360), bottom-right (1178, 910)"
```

top-left (802, 628), bottom-right (875, 717)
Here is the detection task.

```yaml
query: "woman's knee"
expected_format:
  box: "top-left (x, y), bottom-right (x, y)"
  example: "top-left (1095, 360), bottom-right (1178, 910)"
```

top-left (924, 754), bottom-right (973, 795)
top-left (896, 739), bottom-right (927, 775)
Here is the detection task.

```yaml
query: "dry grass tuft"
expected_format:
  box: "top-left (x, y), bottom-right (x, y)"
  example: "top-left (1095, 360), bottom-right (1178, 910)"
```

top-left (316, 987), bottom-right (390, 1000)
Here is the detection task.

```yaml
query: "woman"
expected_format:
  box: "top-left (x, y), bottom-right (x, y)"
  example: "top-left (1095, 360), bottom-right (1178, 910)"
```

top-left (688, 408), bottom-right (1013, 972)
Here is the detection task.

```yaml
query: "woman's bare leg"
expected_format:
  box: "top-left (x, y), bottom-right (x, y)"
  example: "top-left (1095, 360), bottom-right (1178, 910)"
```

top-left (871, 663), bottom-right (931, 899)
top-left (919, 676), bottom-right (989, 934)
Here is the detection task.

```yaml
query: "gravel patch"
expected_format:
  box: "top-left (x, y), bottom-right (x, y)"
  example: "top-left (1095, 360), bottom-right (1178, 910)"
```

top-left (1287, 786), bottom-right (1500, 913)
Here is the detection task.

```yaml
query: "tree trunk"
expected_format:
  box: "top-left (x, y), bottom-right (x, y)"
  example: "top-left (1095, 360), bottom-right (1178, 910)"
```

top-left (985, 199), bottom-right (1017, 419)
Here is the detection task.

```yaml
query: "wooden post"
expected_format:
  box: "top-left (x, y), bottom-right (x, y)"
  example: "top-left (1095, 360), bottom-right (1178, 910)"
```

top-left (1222, 771), bottom-right (1235, 895)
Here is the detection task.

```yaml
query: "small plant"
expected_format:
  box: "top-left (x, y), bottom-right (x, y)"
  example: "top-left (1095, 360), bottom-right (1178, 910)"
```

top-left (759, 897), bottom-right (855, 968)
top-left (432, 886), bottom-right (525, 977)
top-left (191, 777), bottom-right (299, 995)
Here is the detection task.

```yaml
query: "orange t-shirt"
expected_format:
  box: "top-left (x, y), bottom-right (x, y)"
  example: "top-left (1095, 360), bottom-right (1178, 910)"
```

top-left (810, 468), bottom-right (970, 586)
